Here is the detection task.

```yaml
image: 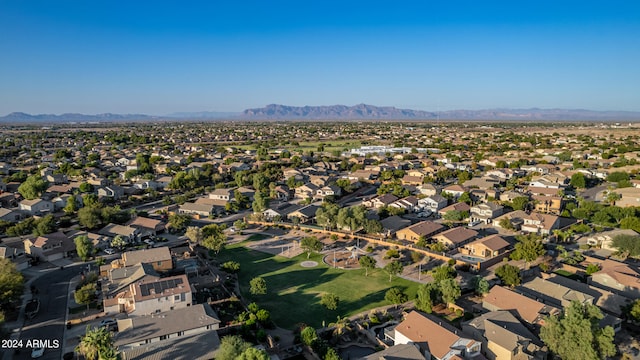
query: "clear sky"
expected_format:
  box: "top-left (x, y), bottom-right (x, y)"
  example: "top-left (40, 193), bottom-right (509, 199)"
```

top-left (1, 1), bottom-right (639, 115)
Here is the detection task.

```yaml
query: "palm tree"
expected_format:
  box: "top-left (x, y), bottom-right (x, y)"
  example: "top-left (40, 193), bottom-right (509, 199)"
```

top-left (76, 326), bottom-right (117, 360)
top-left (329, 316), bottom-right (352, 338)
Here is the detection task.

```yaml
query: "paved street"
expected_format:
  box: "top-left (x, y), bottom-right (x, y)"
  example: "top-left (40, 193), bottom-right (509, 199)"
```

top-left (8, 264), bottom-right (81, 360)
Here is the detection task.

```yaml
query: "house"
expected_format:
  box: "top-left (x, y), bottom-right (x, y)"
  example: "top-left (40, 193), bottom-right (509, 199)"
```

top-left (99, 224), bottom-right (141, 244)
top-left (262, 203), bottom-right (301, 221)
top-left (101, 263), bottom-right (160, 299)
top-left (66, 230), bottom-right (111, 250)
top-left (469, 203), bottom-right (504, 224)
top-left (23, 231), bottom-right (75, 262)
top-left (109, 274), bottom-right (192, 317)
top-left (272, 185), bottom-right (292, 201)
top-left (585, 229), bottom-right (639, 251)
top-left (0, 208), bottom-right (23, 223)
top-left (418, 183), bottom-right (440, 197)
top-left (316, 185), bottom-right (342, 199)
top-left (115, 303), bottom-right (221, 360)
top-left (122, 247), bottom-right (173, 272)
top-left (401, 175), bottom-right (424, 186)
top-left (442, 185), bottom-right (467, 199)
top-left (464, 177), bottom-right (499, 190)
top-left (379, 215), bottom-right (412, 238)
top-left (420, 194), bottom-right (448, 212)
top-left (518, 276), bottom-right (622, 332)
top-left (589, 259), bottom-right (640, 299)
top-left (390, 196), bottom-right (419, 212)
top-left (363, 194), bottom-right (399, 209)
top-left (98, 185), bottom-right (125, 200)
top-left (483, 286), bottom-right (559, 326)
top-left (127, 217), bottom-right (166, 238)
top-left (438, 202), bottom-right (471, 218)
top-left (287, 204), bottom-right (320, 224)
top-left (460, 235), bottom-right (510, 259)
top-left (396, 221), bottom-right (445, 242)
top-left (294, 183), bottom-right (319, 199)
top-left (494, 211), bottom-right (560, 236)
top-left (19, 199), bottom-right (53, 216)
top-left (433, 227), bottom-right (478, 249)
top-left (532, 195), bottom-right (564, 215)
top-left (0, 244), bottom-right (28, 270)
top-left (208, 188), bottom-right (234, 201)
top-left (462, 310), bottom-right (546, 360)
top-left (178, 202), bottom-right (215, 218)
top-left (393, 311), bottom-right (481, 360)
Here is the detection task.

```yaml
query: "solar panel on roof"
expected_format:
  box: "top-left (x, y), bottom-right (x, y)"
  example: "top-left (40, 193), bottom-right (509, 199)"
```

top-left (139, 277), bottom-right (184, 297)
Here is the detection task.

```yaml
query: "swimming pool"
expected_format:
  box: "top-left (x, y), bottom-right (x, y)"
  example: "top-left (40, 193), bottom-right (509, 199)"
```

top-left (460, 255), bottom-right (485, 263)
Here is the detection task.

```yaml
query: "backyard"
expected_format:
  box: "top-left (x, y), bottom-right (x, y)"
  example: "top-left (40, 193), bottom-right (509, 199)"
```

top-left (217, 242), bottom-right (419, 329)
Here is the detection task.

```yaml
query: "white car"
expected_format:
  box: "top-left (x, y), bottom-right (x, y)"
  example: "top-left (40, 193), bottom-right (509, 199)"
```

top-left (143, 239), bottom-right (155, 246)
top-left (31, 347), bottom-right (45, 358)
top-left (104, 248), bottom-right (115, 255)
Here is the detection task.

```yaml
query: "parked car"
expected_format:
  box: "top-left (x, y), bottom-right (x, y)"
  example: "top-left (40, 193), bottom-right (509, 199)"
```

top-left (31, 347), bottom-right (45, 358)
top-left (143, 239), bottom-right (155, 247)
top-left (104, 248), bottom-right (115, 255)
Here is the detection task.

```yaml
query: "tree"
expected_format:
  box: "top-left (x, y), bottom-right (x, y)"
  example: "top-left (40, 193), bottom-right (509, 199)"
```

top-left (585, 263), bottom-right (600, 275)
top-left (249, 277), bottom-right (267, 295)
top-left (74, 283), bottom-right (97, 310)
top-left (620, 216), bottom-right (640, 233)
top-left (17, 175), bottom-right (48, 200)
top-left (64, 195), bottom-right (79, 214)
top-left (237, 347), bottom-right (270, 360)
top-left (320, 293), bottom-right (340, 311)
top-left (76, 326), bottom-right (117, 360)
top-left (439, 278), bottom-right (461, 305)
top-left (0, 259), bottom-right (24, 309)
top-left (384, 261), bottom-right (404, 282)
top-left (415, 282), bottom-right (439, 313)
top-left (324, 347), bottom-right (340, 360)
top-left (33, 214), bottom-right (56, 236)
top-left (443, 210), bottom-right (469, 221)
top-left (221, 261), bottom-right (240, 273)
top-left (315, 203), bottom-right (340, 230)
top-left (110, 235), bottom-right (127, 250)
top-left (570, 173), bottom-right (586, 189)
top-left (233, 220), bottom-right (248, 232)
top-left (499, 217), bottom-right (514, 230)
top-left (301, 236), bottom-right (323, 259)
top-left (300, 326), bottom-right (318, 346)
top-left (252, 191), bottom-right (269, 213)
top-left (217, 335), bottom-right (251, 360)
top-left (385, 287), bottom-right (408, 307)
top-left (540, 301), bottom-right (615, 360)
top-left (629, 299), bottom-right (640, 322)
top-left (472, 276), bottom-right (490, 295)
top-left (511, 196), bottom-right (530, 211)
top-left (185, 226), bottom-right (203, 244)
top-left (78, 206), bottom-right (102, 229)
top-left (495, 264), bottom-right (521, 287)
top-left (359, 255), bottom-right (377, 276)
top-left (432, 265), bottom-right (456, 282)
top-left (201, 224), bottom-right (227, 254)
top-left (75, 235), bottom-right (95, 261)
top-left (168, 213), bottom-right (191, 232)
top-left (510, 235), bottom-right (545, 269)
top-left (605, 190), bottom-right (621, 206)
top-left (611, 233), bottom-right (640, 257)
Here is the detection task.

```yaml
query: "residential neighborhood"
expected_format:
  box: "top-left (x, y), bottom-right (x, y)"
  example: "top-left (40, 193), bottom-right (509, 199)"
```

top-left (1, 121), bottom-right (640, 360)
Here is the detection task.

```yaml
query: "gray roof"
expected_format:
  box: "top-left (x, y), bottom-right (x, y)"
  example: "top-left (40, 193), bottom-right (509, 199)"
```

top-left (361, 344), bottom-right (424, 360)
top-left (380, 215), bottom-right (412, 232)
top-left (120, 326), bottom-right (220, 360)
top-left (466, 310), bottom-right (543, 351)
top-left (123, 247), bottom-right (171, 267)
top-left (115, 303), bottom-right (220, 348)
top-left (105, 263), bottom-right (159, 296)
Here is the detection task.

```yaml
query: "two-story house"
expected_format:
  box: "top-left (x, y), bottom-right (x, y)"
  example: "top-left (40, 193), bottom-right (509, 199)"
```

top-left (419, 194), bottom-right (448, 212)
top-left (460, 235), bottom-right (510, 259)
top-left (392, 311), bottom-right (482, 360)
top-left (23, 231), bottom-right (75, 262)
top-left (469, 203), bottom-right (504, 224)
top-left (19, 199), bottom-right (53, 216)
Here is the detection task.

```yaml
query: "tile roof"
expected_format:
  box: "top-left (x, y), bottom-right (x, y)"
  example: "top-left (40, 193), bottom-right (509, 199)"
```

top-left (395, 311), bottom-right (465, 359)
top-left (483, 286), bottom-right (557, 324)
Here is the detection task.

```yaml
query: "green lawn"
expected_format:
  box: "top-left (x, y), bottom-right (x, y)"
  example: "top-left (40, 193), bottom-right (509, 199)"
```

top-left (217, 243), bottom-right (419, 329)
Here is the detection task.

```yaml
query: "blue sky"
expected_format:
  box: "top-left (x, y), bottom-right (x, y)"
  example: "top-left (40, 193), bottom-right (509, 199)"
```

top-left (1, 1), bottom-right (639, 115)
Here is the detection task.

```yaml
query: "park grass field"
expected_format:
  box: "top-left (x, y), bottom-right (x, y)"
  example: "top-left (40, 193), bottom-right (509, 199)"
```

top-left (218, 242), bottom-right (419, 329)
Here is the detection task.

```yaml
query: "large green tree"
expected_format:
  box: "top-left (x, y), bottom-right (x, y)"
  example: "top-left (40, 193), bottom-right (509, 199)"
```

top-left (439, 278), bottom-right (461, 305)
top-left (201, 224), bottom-right (227, 254)
top-left (358, 255), bottom-right (377, 276)
top-left (76, 326), bottom-right (117, 360)
top-left (75, 235), bottom-right (95, 261)
top-left (78, 206), bottom-right (102, 229)
top-left (18, 175), bottom-right (48, 200)
top-left (385, 287), bottom-right (408, 307)
top-left (249, 277), bottom-right (267, 295)
top-left (320, 293), bottom-right (340, 311)
top-left (300, 236), bottom-right (323, 259)
top-left (495, 264), bottom-right (522, 287)
top-left (0, 259), bottom-right (24, 310)
top-left (540, 301), bottom-right (615, 360)
top-left (415, 282), bottom-right (439, 313)
top-left (217, 335), bottom-right (252, 360)
top-left (74, 283), bottom-right (97, 310)
top-left (611, 233), bottom-right (640, 257)
top-left (510, 235), bottom-right (545, 269)
top-left (384, 261), bottom-right (404, 282)
top-left (168, 213), bottom-right (191, 232)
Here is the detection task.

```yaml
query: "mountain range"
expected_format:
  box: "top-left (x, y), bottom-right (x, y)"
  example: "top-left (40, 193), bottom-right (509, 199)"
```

top-left (2, 105), bottom-right (640, 123)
